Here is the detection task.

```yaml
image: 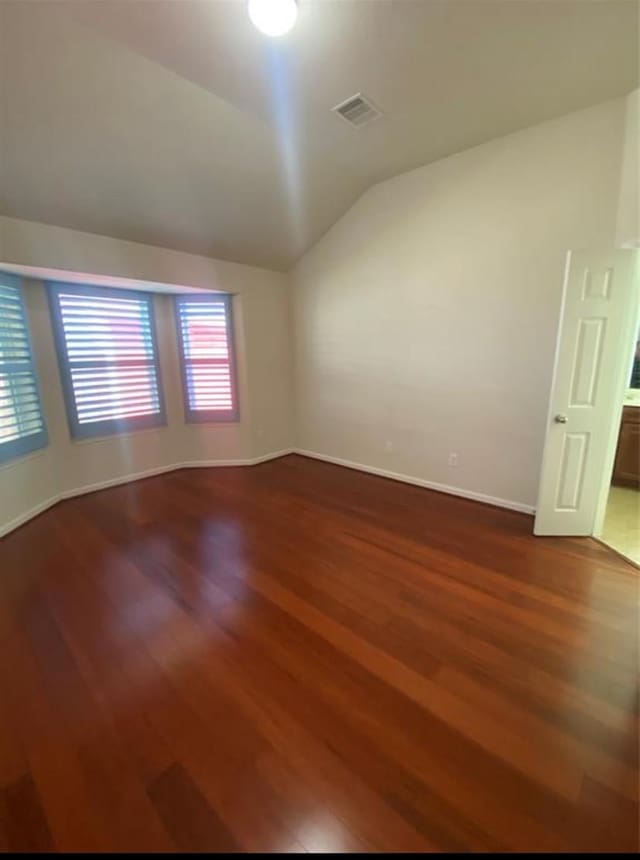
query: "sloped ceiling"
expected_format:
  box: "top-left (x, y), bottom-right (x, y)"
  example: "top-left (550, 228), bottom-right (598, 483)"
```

top-left (1, 0), bottom-right (638, 270)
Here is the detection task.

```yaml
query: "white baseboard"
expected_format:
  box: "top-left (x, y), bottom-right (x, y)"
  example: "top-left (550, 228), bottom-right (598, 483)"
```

top-left (0, 449), bottom-right (294, 539)
top-left (294, 448), bottom-right (536, 515)
top-left (1, 446), bottom-right (533, 539)
top-left (58, 463), bottom-right (179, 503)
top-left (248, 448), bottom-right (296, 465)
top-left (178, 448), bottom-right (294, 469)
top-left (0, 495), bottom-right (61, 539)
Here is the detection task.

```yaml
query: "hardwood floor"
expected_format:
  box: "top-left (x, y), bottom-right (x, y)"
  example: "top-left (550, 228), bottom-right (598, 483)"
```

top-left (0, 454), bottom-right (638, 852)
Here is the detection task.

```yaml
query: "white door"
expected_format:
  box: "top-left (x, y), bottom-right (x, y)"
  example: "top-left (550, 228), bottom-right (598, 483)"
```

top-left (535, 249), bottom-right (639, 536)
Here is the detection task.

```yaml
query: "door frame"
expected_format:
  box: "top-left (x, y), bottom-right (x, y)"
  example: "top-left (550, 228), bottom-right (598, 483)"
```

top-left (591, 272), bottom-right (639, 537)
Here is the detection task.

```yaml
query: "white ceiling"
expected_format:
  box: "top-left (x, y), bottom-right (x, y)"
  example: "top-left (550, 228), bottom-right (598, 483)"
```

top-left (1, 0), bottom-right (638, 271)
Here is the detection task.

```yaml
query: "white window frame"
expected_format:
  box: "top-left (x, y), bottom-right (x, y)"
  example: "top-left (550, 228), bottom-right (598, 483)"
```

top-left (0, 274), bottom-right (48, 465)
top-left (48, 282), bottom-right (166, 440)
top-left (174, 294), bottom-right (239, 423)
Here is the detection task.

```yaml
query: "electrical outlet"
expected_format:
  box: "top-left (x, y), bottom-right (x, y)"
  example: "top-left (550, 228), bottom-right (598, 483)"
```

top-left (385, 440), bottom-right (394, 452)
top-left (448, 452), bottom-right (458, 467)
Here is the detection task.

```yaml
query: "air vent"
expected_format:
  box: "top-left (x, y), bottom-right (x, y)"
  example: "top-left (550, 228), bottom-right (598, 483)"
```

top-left (332, 93), bottom-right (382, 128)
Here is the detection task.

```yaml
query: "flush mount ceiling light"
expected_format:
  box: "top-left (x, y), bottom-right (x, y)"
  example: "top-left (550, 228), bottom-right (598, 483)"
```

top-left (248, 0), bottom-right (298, 37)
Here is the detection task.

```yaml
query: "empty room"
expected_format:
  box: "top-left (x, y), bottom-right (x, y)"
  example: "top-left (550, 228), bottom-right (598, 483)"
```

top-left (0, 0), bottom-right (638, 853)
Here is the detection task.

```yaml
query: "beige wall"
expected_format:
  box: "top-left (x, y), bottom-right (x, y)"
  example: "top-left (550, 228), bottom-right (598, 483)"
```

top-left (616, 88), bottom-right (640, 248)
top-left (0, 219), bottom-right (293, 534)
top-left (292, 97), bottom-right (629, 510)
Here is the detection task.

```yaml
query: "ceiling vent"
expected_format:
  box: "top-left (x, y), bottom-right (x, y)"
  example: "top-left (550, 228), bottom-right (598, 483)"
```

top-left (332, 93), bottom-right (382, 128)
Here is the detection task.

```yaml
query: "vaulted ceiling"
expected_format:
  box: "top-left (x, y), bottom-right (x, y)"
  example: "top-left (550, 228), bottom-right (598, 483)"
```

top-left (1, 0), bottom-right (638, 270)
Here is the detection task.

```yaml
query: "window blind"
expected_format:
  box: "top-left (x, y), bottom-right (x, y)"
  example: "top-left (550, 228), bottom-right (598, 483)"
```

top-left (0, 275), bottom-right (48, 464)
top-left (48, 284), bottom-right (165, 439)
top-left (175, 294), bottom-right (239, 422)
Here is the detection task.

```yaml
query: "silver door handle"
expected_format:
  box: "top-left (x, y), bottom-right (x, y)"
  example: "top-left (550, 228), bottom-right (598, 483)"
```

top-left (554, 414), bottom-right (568, 424)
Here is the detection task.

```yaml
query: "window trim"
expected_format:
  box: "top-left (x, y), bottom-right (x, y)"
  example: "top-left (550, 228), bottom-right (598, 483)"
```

top-left (174, 293), bottom-right (240, 424)
top-left (0, 274), bottom-right (49, 465)
top-left (47, 282), bottom-right (167, 440)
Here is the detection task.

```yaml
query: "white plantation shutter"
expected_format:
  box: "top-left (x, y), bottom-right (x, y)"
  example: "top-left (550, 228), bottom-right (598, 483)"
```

top-left (0, 275), bottom-right (48, 464)
top-left (175, 295), bottom-right (239, 422)
top-left (49, 284), bottom-right (166, 439)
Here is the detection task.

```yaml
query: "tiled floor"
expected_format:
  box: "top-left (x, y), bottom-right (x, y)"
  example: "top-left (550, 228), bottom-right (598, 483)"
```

top-left (601, 485), bottom-right (640, 567)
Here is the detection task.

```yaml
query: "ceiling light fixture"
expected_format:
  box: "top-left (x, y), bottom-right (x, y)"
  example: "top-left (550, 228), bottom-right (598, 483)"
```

top-left (248, 0), bottom-right (298, 37)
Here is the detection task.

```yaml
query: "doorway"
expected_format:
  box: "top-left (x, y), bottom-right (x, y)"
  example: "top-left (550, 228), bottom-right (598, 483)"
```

top-left (598, 327), bottom-right (640, 566)
top-left (534, 249), bottom-right (639, 536)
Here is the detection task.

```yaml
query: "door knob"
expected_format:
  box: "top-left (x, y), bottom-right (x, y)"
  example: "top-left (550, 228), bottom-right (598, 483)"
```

top-left (554, 414), bottom-right (568, 424)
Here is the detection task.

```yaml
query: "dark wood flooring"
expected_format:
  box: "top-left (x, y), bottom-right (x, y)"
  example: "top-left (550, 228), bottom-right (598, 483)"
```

top-left (0, 454), bottom-right (638, 852)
